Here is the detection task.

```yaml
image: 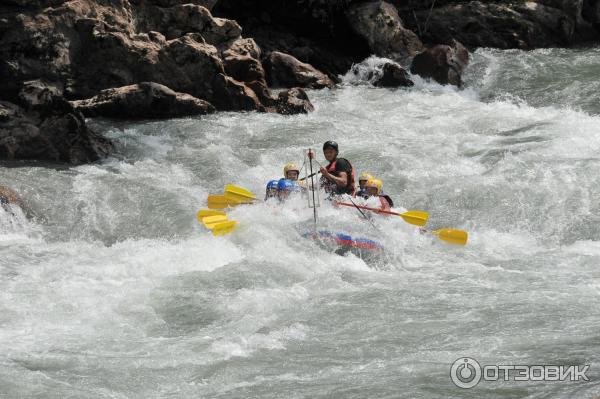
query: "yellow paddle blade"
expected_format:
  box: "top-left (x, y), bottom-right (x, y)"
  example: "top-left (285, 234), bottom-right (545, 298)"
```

top-left (224, 191), bottom-right (255, 204)
top-left (202, 215), bottom-right (229, 229)
top-left (224, 184), bottom-right (256, 203)
top-left (197, 209), bottom-right (226, 222)
top-left (400, 210), bottom-right (429, 227)
top-left (207, 194), bottom-right (241, 209)
top-left (433, 228), bottom-right (469, 246)
top-left (213, 221), bottom-right (238, 236)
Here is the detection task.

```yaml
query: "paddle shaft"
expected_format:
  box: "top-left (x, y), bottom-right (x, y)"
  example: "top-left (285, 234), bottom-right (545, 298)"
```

top-left (348, 198), bottom-right (380, 231)
top-left (300, 171), bottom-right (320, 182)
top-left (336, 201), bottom-right (401, 216)
top-left (308, 150), bottom-right (318, 226)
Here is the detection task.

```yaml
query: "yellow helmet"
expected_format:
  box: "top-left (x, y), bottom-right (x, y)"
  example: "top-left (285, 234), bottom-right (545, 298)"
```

top-left (365, 178), bottom-right (383, 195)
top-left (283, 163), bottom-right (300, 177)
top-left (359, 172), bottom-right (373, 182)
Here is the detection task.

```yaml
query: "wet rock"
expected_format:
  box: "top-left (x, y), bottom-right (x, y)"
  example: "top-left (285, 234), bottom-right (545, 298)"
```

top-left (0, 186), bottom-right (24, 208)
top-left (139, 4), bottom-right (242, 43)
top-left (245, 80), bottom-right (276, 107)
top-left (410, 40), bottom-right (469, 86)
top-left (276, 88), bottom-right (314, 115)
top-left (73, 23), bottom-right (225, 101)
top-left (0, 80), bottom-right (112, 164)
top-left (0, 104), bottom-right (13, 123)
top-left (346, 1), bottom-right (423, 61)
top-left (223, 54), bottom-right (276, 106)
top-left (264, 51), bottom-right (334, 89)
top-left (0, 0), bottom-right (326, 162)
top-left (0, 98), bottom-right (112, 164)
top-left (0, 1), bottom-right (262, 112)
top-left (221, 37), bottom-right (262, 60)
top-left (71, 82), bottom-right (216, 119)
top-left (373, 63), bottom-right (414, 88)
top-left (405, 1), bottom-right (581, 49)
top-left (17, 80), bottom-right (64, 110)
top-left (223, 54), bottom-right (266, 84)
top-left (211, 74), bottom-right (265, 111)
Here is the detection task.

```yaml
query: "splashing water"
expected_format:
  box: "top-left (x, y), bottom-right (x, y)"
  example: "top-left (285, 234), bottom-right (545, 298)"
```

top-left (2, 48), bottom-right (600, 398)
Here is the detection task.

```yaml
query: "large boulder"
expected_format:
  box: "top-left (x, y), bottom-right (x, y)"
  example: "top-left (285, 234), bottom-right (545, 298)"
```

top-left (346, 1), bottom-right (423, 61)
top-left (136, 3), bottom-right (242, 43)
top-left (223, 54), bottom-right (266, 84)
top-left (410, 40), bottom-right (469, 86)
top-left (0, 1), bottom-right (270, 112)
top-left (275, 88), bottom-right (315, 115)
top-left (405, 1), bottom-right (581, 49)
top-left (0, 0), bottom-right (323, 163)
top-left (264, 51), bottom-right (334, 89)
top-left (373, 62), bottom-right (414, 88)
top-left (223, 53), bottom-right (277, 106)
top-left (72, 22), bottom-right (225, 100)
top-left (71, 82), bottom-right (216, 119)
top-left (211, 74), bottom-right (265, 111)
top-left (0, 82), bottom-right (112, 164)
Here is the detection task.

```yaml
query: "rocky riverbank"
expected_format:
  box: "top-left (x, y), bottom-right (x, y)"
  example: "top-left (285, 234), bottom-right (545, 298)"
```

top-left (1, 0), bottom-right (599, 165)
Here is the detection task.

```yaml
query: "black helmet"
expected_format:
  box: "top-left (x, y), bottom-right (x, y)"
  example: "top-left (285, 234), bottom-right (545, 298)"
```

top-left (323, 140), bottom-right (338, 152)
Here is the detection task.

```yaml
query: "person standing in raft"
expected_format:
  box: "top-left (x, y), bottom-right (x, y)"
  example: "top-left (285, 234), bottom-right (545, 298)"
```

top-left (364, 178), bottom-right (394, 212)
top-left (320, 141), bottom-right (356, 196)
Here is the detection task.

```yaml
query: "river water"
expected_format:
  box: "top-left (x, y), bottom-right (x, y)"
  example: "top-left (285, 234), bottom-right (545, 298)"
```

top-left (1, 47), bottom-right (600, 398)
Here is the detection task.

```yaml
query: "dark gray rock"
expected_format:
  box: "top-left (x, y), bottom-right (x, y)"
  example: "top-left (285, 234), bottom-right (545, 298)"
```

top-left (276, 88), bottom-right (315, 115)
top-left (71, 82), bottom-right (216, 119)
top-left (410, 40), bottom-right (469, 86)
top-left (346, 1), bottom-right (423, 61)
top-left (404, 1), bottom-right (584, 49)
top-left (0, 98), bottom-right (112, 164)
top-left (0, 0), bottom-right (267, 112)
top-left (374, 63), bottom-right (414, 87)
top-left (264, 51), bottom-right (334, 89)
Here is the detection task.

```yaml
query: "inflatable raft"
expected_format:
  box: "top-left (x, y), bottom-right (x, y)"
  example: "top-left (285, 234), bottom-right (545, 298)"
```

top-left (302, 230), bottom-right (384, 259)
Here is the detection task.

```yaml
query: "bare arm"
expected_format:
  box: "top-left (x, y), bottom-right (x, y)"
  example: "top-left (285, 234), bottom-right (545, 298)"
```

top-left (320, 168), bottom-right (347, 188)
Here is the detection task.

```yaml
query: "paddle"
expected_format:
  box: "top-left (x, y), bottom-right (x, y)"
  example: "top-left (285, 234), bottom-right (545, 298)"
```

top-left (224, 184), bottom-right (256, 203)
top-left (300, 171), bottom-right (320, 182)
top-left (335, 202), bottom-right (429, 227)
top-left (207, 194), bottom-right (241, 209)
top-left (197, 209), bottom-right (226, 222)
top-left (425, 228), bottom-right (469, 246)
top-left (213, 220), bottom-right (237, 236)
top-left (347, 197), bottom-right (379, 231)
top-left (202, 214), bottom-right (229, 229)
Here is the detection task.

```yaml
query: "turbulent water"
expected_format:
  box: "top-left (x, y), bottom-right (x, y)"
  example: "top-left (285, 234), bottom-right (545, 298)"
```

top-left (2, 47), bottom-right (600, 398)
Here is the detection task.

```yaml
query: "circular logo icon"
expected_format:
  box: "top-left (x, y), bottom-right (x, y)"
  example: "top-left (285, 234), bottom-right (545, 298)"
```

top-left (450, 357), bottom-right (482, 389)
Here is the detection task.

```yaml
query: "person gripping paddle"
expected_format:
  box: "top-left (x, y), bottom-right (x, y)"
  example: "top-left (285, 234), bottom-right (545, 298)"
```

top-left (363, 178), bottom-right (394, 212)
top-left (319, 141), bottom-right (356, 196)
